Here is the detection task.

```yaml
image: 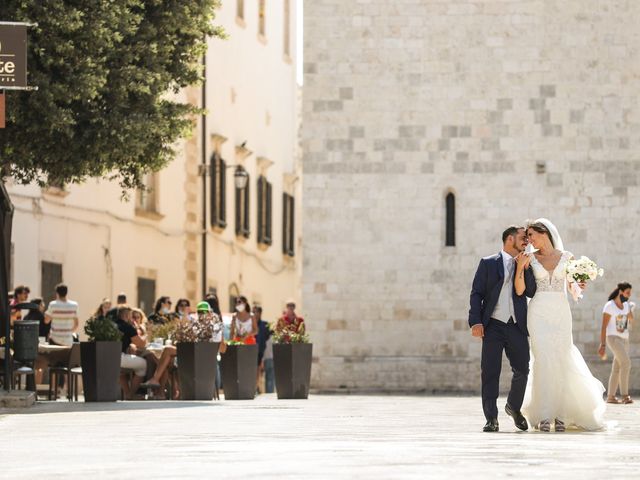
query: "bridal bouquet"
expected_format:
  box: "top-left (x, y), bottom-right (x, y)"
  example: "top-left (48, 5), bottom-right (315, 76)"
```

top-left (565, 256), bottom-right (604, 283)
top-left (565, 256), bottom-right (604, 301)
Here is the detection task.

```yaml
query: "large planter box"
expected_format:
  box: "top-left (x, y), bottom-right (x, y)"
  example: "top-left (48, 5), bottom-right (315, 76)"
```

top-left (177, 342), bottom-right (219, 400)
top-left (221, 344), bottom-right (258, 400)
top-left (80, 341), bottom-right (121, 402)
top-left (273, 343), bottom-right (313, 399)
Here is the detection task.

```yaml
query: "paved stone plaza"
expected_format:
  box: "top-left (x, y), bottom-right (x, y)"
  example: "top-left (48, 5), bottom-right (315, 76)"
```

top-left (1, 395), bottom-right (638, 479)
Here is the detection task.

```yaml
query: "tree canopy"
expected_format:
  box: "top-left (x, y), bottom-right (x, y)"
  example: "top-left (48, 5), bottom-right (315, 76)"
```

top-left (0, 0), bottom-right (223, 189)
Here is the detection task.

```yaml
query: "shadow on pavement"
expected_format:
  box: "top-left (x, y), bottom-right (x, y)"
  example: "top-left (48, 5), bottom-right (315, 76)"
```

top-left (1, 399), bottom-right (224, 415)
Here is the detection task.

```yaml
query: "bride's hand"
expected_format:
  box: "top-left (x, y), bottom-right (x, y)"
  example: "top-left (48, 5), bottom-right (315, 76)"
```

top-left (578, 281), bottom-right (587, 290)
top-left (515, 252), bottom-right (531, 270)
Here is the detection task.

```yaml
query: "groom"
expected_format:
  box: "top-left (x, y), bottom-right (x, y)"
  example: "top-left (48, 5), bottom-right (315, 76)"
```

top-left (468, 225), bottom-right (537, 432)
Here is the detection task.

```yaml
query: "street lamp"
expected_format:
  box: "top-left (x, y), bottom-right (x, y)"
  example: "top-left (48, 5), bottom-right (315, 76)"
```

top-left (198, 163), bottom-right (248, 190)
top-left (198, 160), bottom-right (248, 297)
top-left (233, 165), bottom-right (249, 190)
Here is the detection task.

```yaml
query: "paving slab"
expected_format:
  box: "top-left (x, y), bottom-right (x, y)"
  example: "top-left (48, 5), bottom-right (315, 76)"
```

top-left (0, 394), bottom-right (638, 479)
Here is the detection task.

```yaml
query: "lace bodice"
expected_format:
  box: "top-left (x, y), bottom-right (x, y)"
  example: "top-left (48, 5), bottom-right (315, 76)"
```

top-left (531, 250), bottom-right (572, 293)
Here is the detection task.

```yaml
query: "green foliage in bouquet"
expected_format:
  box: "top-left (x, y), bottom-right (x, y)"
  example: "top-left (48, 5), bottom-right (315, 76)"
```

top-left (84, 316), bottom-right (122, 342)
top-left (173, 312), bottom-right (222, 343)
top-left (270, 318), bottom-right (310, 344)
top-left (147, 320), bottom-right (178, 342)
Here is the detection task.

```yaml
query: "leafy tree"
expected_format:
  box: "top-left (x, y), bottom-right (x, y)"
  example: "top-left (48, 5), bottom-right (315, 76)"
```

top-left (0, 0), bottom-right (223, 189)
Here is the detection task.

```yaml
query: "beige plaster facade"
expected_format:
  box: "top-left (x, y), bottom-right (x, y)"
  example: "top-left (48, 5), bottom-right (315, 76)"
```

top-left (8, 0), bottom-right (301, 328)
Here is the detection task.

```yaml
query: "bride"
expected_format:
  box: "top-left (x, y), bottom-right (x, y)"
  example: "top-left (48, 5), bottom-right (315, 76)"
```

top-left (518, 218), bottom-right (605, 431)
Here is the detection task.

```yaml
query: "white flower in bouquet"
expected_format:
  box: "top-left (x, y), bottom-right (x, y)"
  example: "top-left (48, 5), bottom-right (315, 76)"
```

top-left (565, 256), bottom-right (604, 283)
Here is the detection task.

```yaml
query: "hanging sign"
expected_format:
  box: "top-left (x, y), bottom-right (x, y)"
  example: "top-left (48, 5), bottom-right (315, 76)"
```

top-left (0, 23), bottom-right (28, 88)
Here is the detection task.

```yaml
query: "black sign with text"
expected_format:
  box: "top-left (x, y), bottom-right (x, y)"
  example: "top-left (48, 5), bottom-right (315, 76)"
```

top-left (0, 24), bottom-right (27, 88)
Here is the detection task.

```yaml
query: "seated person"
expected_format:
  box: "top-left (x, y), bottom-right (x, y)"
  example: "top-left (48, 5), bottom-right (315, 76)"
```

top-left (142, 302), bottom-right (225, 399)
top-left (115, 305), bottom-right (147, 400)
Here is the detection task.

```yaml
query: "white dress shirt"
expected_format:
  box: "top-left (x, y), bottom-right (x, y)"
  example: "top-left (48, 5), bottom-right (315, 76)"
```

top-left (491, 250), bottom-right (516, 323)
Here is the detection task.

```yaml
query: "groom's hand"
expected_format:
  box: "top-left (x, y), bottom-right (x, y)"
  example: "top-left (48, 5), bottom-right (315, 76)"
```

top-left (471, 324), bottom-right (484, 338)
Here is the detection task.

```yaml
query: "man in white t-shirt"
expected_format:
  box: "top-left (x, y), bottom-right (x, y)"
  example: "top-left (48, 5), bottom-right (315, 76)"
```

top-left (44, 283), bottom-right (79, 347)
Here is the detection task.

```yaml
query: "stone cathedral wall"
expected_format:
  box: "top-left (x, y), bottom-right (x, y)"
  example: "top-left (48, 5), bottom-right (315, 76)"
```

top-left (302, 0), bottom-right (640, 392)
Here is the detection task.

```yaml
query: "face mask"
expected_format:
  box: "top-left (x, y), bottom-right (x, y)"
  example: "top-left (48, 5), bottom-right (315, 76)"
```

top-left (620, 295), bottom-right (629, 303)
top-left (236, 304), bottom-right (245, 312)
top-left (161, 307), bottom-right (170, 315)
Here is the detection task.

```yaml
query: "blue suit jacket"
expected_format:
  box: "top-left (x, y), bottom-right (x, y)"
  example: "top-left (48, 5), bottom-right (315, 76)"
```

top-left (468, 252), bottom-right (536, 336)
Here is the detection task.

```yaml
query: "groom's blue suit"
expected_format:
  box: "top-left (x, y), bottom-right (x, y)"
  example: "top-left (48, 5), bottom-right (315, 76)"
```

top-left (469, 252), bottom-right (537, 421)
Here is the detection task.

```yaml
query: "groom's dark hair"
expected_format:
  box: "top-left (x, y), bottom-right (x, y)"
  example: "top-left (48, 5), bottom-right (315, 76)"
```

top-left (502, 225), bottom-right (523, 243)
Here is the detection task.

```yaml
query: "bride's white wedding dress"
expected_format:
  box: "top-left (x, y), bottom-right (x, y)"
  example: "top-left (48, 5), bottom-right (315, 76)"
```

top-left (522, 250), bottom-right (606, 430)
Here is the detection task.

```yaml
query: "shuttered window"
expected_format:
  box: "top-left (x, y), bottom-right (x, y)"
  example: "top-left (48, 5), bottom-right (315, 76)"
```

top-left (41, 261), bottom-right (63, 306)
top-left (237, 0), bottom-right (244, 20)
top-left (257, 176), bottom-right (273, 246)
top-left (137, 277), bottom-right (156, 317)
top-left (210, 153), bottom-right (227, 228)
top-left (282, 193), bottom-right (295, 256)
top-left (235, 173), bottom-right (250, 238)
top-left (284, 0), bottom-right (291, 57)
top-left (259, 0), bottom-right (266, 36)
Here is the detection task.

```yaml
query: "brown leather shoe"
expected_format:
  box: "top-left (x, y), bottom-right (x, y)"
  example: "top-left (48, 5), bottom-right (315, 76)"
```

top-left (607, 396), bottom-right (622, 404)
top-left (622, 395), bottom-right (634, 404)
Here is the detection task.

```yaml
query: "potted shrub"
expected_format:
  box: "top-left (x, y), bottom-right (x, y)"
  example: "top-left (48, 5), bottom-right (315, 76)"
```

top-left (173, 303), bottom-right (223, 400)
top-left (81, 316), bottom-right (122, 402)
top-left (220, 339), bottom-right (258, 400)
top-left (271, 315), bottom-right (312, 399)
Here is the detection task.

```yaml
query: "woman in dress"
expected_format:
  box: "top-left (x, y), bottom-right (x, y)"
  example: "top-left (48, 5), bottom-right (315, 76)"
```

top-left (520, 218), bottom-right (605, 431)
top-left (599, 282), bottom-right (634, 404)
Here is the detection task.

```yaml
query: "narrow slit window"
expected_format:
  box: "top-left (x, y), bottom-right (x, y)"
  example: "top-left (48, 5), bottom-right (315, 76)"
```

top-left (445, 192), bottom-right (455, 247)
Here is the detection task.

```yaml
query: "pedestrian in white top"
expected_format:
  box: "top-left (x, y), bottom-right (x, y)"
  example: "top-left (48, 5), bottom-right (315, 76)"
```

top-left (44, 283), bottom-right (79, 347)
top-left (599, 282), bottom-right (634, 404)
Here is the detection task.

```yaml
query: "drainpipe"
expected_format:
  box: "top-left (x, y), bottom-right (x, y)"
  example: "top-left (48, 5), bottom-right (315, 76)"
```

top-left (201, 45), bottom-right (207, 299)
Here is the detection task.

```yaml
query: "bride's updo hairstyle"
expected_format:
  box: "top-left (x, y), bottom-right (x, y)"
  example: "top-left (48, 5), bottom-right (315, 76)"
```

top-left (525, 220), bottom-right (554, 248)
top-left (608, 282), bottom-right (632, 301)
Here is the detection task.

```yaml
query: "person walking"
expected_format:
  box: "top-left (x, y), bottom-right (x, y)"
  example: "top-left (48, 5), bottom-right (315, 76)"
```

top-left (599, 282), bottom-right (634, 404)
top-left (468, 225), bottom-right (536, 432)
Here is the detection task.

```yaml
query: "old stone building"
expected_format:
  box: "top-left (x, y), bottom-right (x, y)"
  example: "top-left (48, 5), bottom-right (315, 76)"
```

top-left (302, 1), bottom-right (640, 391)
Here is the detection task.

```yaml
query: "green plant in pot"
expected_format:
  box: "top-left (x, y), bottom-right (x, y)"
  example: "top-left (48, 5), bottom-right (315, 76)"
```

top-left (80, 316), bottom-right (123, 402)
top-left (174, 304), bottom-right (224, 400)
top-left (84, 316), bottom-right (123, 342)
